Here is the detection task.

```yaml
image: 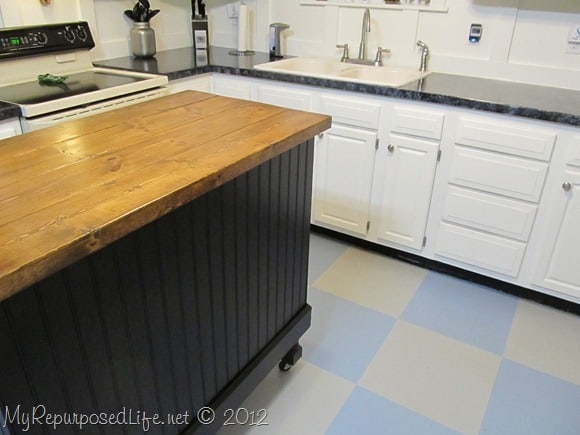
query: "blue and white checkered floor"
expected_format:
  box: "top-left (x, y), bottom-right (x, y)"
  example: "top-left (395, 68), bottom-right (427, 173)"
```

top-left (220, 233), bottom-right (580, 435)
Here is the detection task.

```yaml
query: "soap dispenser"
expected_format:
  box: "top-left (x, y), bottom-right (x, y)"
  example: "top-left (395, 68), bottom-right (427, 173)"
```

top-left (269, 23), bottom-right (290, 58)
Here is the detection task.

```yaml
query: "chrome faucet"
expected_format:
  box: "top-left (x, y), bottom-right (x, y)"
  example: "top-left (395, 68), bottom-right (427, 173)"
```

top-left (358, 8), bottom-right (371, 61)
top-left (417, 40), bottom-right (430, 72)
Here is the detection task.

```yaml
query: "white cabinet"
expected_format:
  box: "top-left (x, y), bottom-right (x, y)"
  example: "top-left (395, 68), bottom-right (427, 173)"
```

top-left (375, 133), bottom-right (439, 250)
top-left (311, 93), bottom-right (381, 235)
top-left (0, 118), bottom-right (22, 140)
top-left (213, 75), bottom-right (252, 100)
top-left (312, 125), bottom-right (377, 236)
top-left (532, 169), bottom-right (580, 298)
top-left (433, 115), bottom-right (555, 278)
top-left (255, 83), bottom-right (312, 111)
top-left (168, 74), bottom-right (213, 93)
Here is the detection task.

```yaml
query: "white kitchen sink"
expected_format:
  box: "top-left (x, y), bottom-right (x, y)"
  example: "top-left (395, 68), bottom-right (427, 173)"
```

top-left (254, 57), bottom-right (429, 88)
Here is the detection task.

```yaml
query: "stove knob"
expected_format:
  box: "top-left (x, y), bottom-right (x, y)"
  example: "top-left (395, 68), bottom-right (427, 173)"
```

top-left (76, 26), bottom-right (88, 41)
top-left (63, 28), bottom-right (75, 43)
top-left (37, 32), bottom-right (48, 45)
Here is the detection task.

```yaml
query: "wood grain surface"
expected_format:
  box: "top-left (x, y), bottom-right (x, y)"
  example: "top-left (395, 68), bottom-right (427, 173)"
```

top-left (0, 90), bottom-right (331, 301)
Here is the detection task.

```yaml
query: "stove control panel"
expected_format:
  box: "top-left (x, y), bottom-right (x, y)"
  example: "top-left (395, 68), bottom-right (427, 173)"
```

top-left (0, 22), bottom-right (95, 60)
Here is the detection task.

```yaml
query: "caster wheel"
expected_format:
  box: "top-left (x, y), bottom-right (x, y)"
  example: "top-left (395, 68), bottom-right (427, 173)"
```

top-left (278, 360), bottom-right (292, 372)
top-left (278, 343), bottom-right (303, 372)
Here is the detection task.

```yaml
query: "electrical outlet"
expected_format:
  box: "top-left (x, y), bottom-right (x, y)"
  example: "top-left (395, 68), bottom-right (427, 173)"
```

top-left (227, 4), bottom-right (239, 19)
top-left (566, 24), bottom-right (580, 54)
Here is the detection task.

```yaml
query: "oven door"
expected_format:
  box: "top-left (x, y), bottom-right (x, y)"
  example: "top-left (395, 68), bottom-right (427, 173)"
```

top-left (20, 87), bottom-right (169, 132)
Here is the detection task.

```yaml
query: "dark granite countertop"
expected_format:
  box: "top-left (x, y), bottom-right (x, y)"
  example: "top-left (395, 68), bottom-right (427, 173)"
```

top-left (0, 102), bottom-right (21, 121)
top-left (93, 46), bottom-right (579, 128)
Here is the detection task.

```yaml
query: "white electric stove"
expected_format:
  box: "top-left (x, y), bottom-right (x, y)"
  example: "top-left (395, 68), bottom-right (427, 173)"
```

top-left (0, 21), bottom-right (168, 132)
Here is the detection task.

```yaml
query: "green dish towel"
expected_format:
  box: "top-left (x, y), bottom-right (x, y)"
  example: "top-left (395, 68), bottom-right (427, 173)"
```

top-left (38, 73), bottom-right (69, 86)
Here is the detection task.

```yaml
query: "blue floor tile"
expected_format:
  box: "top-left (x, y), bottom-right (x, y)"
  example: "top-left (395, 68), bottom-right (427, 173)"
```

top-left (481, 359), bottom-right (580, 435)
top-left (402, 272), bottom-right (517, 354)
top-left (308, 233), bottom-right (349, 283)
top-left (304, 288), bottom-right (395, 382)
top-left (326, 386), bottom-right (459, 435)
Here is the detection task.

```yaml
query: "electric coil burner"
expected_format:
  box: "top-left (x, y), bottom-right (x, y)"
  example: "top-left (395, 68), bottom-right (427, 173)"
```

top-left (0, 21), bottom-right (168, 132)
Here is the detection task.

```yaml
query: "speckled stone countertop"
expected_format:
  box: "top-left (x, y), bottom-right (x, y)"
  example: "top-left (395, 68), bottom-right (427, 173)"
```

top-left (81, 46), bottom-right (580, 128)
top-left (0, 102), bottom-right (21, 121)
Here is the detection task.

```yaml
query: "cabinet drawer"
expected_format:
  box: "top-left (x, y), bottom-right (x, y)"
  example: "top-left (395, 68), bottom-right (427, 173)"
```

top-left (442, 186), bottom-right (537, 242)
top-left (456, 117), bottom-right (556, 161)
top-left (256, 84), bottom-right (312, 111)
top-left (213, 76), bottom-right (251, 100)
top-left (568, 136), bottom-right (580, 168)
top-left (435, 223), bottom-right (526, 277)
top-left (391, 106), bottom-right (444, 140)
top-left (319, 95), bottom-right (381, 130)
top-left (449, 146), bottom-right (548, 202)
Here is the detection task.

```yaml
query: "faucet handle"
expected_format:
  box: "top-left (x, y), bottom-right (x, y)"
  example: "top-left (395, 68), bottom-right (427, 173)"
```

top-left (336, 43), bottom-right (349, 62)
top-left (416, 40), bottom-right (430, 72)
top-left (374, 47), bottom-right (391, 66)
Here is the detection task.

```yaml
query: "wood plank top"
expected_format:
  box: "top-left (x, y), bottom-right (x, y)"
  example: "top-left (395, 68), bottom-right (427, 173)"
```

top-left (0, 90), bottom-right (331, 301)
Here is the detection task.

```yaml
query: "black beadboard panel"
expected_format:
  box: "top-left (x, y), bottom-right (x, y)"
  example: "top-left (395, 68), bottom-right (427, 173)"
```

top-left (0, 140), bottom-right (314, 435)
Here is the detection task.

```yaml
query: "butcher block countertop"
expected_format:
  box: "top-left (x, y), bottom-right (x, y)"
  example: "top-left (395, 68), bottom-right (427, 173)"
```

top-left (0, 90), bottom-right (331, 302)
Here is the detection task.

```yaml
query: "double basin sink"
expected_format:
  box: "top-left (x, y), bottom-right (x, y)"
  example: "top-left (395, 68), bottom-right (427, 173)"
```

top-left (254, 57), bottom-right (429, 88)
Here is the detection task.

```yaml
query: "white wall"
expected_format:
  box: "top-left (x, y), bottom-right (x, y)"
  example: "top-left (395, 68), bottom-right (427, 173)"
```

top-left (1, 0), bottom-right (579, 88)
top-left (0, 0), bottom-right (193, 60)
top-left (207, 0), bottom-right (580, 89)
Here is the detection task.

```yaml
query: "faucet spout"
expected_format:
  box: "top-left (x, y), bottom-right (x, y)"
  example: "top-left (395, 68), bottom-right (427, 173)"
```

top-left (358, 8), bottom-right (371, 61)
top-left (417, 40), bottom-right (430, 72)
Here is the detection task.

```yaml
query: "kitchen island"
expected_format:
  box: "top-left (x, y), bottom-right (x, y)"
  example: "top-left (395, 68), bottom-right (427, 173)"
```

top-left (0, 91), bottom-right (330, 434)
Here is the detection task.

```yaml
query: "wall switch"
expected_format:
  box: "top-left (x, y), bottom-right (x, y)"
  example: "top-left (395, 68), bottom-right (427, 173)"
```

top-left (469, 23), bottom-right (482, 44)
top-left (566, 24), bottom-right (580, 54)
top-left (227, 4), bottom-right (239, 19)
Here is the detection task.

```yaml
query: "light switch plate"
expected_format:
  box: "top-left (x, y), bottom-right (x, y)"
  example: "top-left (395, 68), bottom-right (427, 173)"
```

top-left (227, 4), bottom-right (239, 19)
top-left (566, 24), bottom-right (580, 54)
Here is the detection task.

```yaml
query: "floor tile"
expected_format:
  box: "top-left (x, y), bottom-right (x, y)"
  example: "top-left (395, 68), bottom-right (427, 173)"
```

top-left (302, 287), bottom-right (396, 382)
top-left (359, 320), bottom-right (500, 434)
top-left (402, 272), bottom-right (518, 354)
top-left (308, 232), bottom-right (349, 284)
top-left (326, 386), bottom-right (459, 435)
top-left (313, 247), bottom-right (426, 318)
top-left (504, 300), bottom-right (580, 385)
top-left (480, 359), bottom-right (580, 435)
top-left (218, 360), bottom-right (354, 435)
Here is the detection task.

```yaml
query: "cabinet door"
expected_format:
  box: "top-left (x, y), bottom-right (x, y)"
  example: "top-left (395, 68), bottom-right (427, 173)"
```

top-left (312, 125), bottom-right (377, 236)
top-left (533, 169), bottom-right (580, 298)
top-left (376, 133), bottom-right (439, 249)
top-left (0, 119), bottom-right (22, 140)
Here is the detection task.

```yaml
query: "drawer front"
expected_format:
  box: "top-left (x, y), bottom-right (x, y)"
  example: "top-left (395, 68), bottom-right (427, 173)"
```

top-left (319, 95), bottom-right (381, 130)
top-left (568, 136), bottom-right (580, 168)
top-left (449, 146), bottom-right (548, 202)
top-left (442, 186), bottom-right (537, 242)
top-left (256, 84), bottom-right (312, 111)
top-left (435, 223), bottom-right (526, 277)
top-left (391, 106), bottom-right (444, 140)
top-left (456, 116), bottom-right (556, 161)
top-left (213, 76), bottom-right (251, 100)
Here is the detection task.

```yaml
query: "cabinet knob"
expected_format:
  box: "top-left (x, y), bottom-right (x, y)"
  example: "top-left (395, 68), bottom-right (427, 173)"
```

top-left (387, 144), bottom-right (395, 152)
top-left (318, 133), bottom-right (324, 139)
top-left (562, 181), bottom-right (572, 192)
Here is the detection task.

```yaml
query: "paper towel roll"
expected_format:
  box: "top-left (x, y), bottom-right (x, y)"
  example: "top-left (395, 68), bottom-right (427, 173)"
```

top-left (237, 3), bottom-right (248, 52)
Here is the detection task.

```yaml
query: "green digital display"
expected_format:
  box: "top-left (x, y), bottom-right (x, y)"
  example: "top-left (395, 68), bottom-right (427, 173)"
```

top-left (10, 37), bottom-right (20, 46)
